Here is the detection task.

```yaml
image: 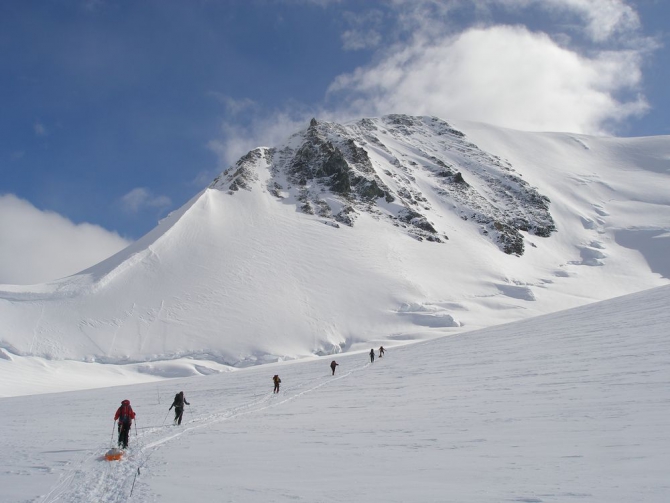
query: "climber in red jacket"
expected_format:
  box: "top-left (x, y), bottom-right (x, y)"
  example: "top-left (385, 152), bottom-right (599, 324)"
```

top-left (114, 399), bottom-right (136, 449)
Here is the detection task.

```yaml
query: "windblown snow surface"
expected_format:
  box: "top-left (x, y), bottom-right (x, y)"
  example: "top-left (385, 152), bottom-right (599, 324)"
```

top-left (0, 115), bottom-right (669, 396)
top-left (1, 285), bottom-right (668, 502)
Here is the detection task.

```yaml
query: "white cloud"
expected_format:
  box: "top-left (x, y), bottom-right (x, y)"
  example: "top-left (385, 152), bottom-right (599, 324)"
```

top-left (0, 194), bottom-right (131, 285)
top-left (120, 188), bottom-right (171, 214)
top-left (341, 10), bottom-right (384, 51)
top-left (34, 121), bottom-right (47, 136)
top-left (387, 0), bottom-right (641, 43)
top-left (208, 92), bottom-right (258, 116)
top-left (208, 110), bottom-right (314, 168)
top-left (328, 24), bottom-right (649, 134)
top-left (206, 0), bottom-right (654, 166)
top-left (342, 28), bottom-right (382, 51)
top-left (495, 0), bottom-right (640, 42)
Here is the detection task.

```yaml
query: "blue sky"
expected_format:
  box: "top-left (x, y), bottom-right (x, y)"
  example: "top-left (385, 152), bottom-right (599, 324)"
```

top-left (1, 0), bottom-right (669, 284)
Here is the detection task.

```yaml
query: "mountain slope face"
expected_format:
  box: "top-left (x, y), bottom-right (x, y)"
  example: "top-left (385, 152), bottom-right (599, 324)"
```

top-left (0, 115), bottom-right (668, 387)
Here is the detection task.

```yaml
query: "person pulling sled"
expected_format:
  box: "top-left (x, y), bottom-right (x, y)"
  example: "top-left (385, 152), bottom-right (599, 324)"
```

top-left (273, 374), bottom-right (281, 394)
top-left (369, 349), bottom-right (375, 363)
top-left (114, 399), bottom-right (136, 449)
top-left (169, 391), bottom-right (190, 425)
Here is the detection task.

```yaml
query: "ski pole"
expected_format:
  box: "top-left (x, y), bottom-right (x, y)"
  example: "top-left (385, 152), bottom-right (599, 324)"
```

top-left (130, 467), bottom-right (140, 497)
top-left (111, 420), bottom-right (117, 446)
top-left (162, 409), bottom-right (170, 426)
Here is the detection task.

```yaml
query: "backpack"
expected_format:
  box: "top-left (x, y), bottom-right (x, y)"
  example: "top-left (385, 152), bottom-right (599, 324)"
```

top-left (119, 404), bottom-right (132, 424)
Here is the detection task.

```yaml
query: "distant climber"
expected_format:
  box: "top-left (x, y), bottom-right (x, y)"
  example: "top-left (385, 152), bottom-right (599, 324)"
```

top-left (273, 374), bottom-right (281, 394)
top-left (379, 346), bottom-right (385, 358)
top-left (369, 349), bottom-right (375, 363)
top-left (114, 399), bottom-right (136, 449)
top-left (169, 391), bottom-right (190, 425)
top-left (330, 360), bottom-right (339, 375)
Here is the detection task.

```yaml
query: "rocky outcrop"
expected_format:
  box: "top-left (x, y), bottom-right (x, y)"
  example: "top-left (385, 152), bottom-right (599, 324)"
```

top-left (210, 115), bottom-right (556, 255)
top-left (286, 131), bottom-right (390, 203)
top-left (210, 148), bottom-right (269, 193)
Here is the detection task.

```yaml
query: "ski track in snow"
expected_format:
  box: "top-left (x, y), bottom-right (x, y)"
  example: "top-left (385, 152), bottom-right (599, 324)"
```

top-left (41, 362), bottom-right (371, 503)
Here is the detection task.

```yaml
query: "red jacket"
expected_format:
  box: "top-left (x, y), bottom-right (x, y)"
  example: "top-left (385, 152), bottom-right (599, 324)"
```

top-left (114, 400), bottom-right (136, 423)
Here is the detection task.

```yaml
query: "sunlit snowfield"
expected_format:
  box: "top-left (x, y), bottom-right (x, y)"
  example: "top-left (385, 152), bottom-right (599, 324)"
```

top-left (2, 285), bottom-right (668, 503)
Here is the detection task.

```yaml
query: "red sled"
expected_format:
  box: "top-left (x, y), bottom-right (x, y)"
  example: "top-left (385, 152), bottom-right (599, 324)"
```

top-left (105, 448), bottom-right (124, 461)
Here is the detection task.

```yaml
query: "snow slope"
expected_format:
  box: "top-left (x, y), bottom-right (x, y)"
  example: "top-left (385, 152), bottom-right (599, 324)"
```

top-left (1, 284), bottom-right (668, 502)
top-left (1, 115), bottom-right (668, 396)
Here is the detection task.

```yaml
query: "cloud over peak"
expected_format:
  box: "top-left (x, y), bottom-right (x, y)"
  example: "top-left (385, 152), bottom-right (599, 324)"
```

top-left (120, 188), bottom-right (172, 214)
top-left (328, 21), bottom-right (649, 134)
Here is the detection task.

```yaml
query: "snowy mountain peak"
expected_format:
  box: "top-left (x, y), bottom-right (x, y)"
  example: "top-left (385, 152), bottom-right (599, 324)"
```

top-left (211, 114), bottom-right (556, 254)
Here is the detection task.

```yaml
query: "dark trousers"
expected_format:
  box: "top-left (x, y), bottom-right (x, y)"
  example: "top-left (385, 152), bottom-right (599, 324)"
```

top-left (274, 383), bottom-right (279, 393)
top-left (118, 422), bottom-right (131, 448)
top-left (174, 406), bottom-right (184, 425)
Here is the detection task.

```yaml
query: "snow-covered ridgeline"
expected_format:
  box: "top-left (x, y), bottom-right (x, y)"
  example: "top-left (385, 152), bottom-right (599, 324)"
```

top-left (0, 115), bottom-right (668, 395)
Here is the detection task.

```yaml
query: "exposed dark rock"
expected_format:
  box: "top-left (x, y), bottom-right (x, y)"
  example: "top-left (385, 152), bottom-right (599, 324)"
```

top-left (452, 172), bottom-right (467, 185)
top-left (399, 208), bottom-right (437, 234)
top-left (342, 139), bottom-right (374, 175)
top-left (268, 182), bottom-right (284, 198)
top-left (492, 221), bottom-right (524, 256)
top-left (352, 177), bottom-right (386, 201)
top-left (290, 138), bottom-right (350, 195)
top-left (209, 148), bottom-right (263, 193)
top-left (228, 178), bottom-right (246, 192)
top-left (334, 205), bottom-right (356, 226)
top-left (314, 199), bottom-right (332, 217)
top-left (214, 114), bottom-right (556, 255)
